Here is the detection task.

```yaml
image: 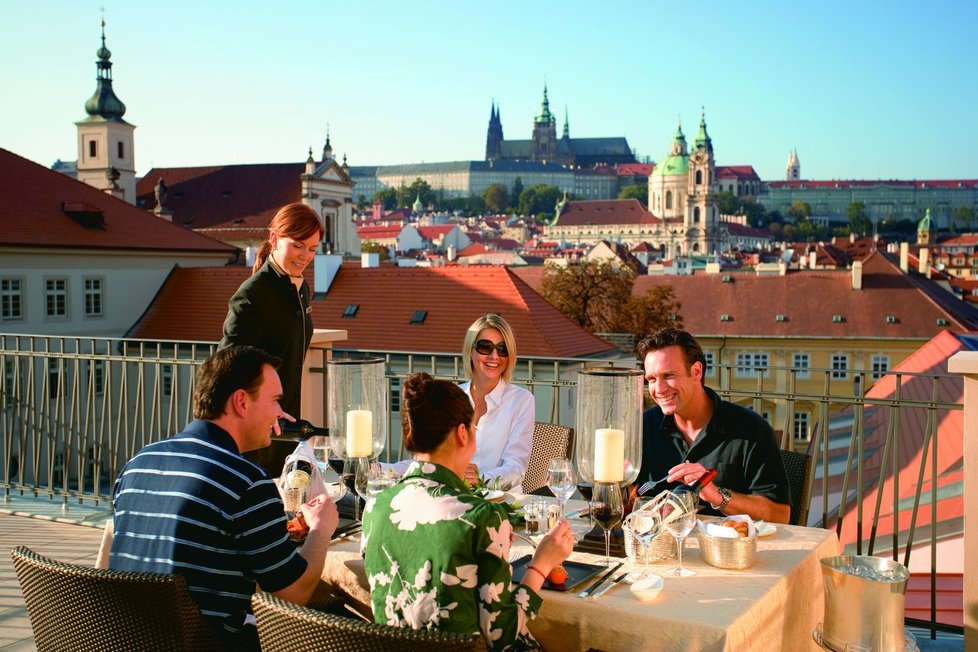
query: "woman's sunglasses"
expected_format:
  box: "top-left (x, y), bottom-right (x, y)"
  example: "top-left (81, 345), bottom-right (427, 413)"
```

top-left (473, 339), bottom-right (509, 357)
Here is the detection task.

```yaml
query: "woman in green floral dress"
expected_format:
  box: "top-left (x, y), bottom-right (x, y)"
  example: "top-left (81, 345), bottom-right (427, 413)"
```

top-left (362, 373), bottom-right (573, 650)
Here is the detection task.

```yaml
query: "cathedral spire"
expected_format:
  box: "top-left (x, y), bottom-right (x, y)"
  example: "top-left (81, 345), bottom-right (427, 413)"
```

top-left (693, 107), bottom-right (712, 154)
top-left (562, 106), bottom-right (569, 139)
top-left (321, 124), bottom-right (333, 162)
top-left (83, 18), bottom-right (127, 122)
top-left (535, 84), bottom-right (554, 125)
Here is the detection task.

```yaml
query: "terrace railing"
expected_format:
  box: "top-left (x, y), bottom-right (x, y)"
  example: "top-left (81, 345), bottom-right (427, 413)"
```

top-left (0, 334), bottom-right (967, 640)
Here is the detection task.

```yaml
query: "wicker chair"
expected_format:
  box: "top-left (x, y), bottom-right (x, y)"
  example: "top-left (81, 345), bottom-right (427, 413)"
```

top-left (11, 546), bottom-right (222, 652)
top-left (781, 449), bottom-right (815, 526)
top-left (521, 421), bottom-right (575, 494)
top-left (251, 591), bottom-right (487, 651)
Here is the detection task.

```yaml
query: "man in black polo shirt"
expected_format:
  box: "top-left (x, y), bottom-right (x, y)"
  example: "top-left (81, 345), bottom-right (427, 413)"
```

top-left (111, 345), bottom-right (338, 649)
top-left (635, 328), bottom-right (791, 524)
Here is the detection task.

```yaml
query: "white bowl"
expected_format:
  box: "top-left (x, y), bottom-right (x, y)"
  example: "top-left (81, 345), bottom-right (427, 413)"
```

top-left (630, 574), bottom-right (664, 602)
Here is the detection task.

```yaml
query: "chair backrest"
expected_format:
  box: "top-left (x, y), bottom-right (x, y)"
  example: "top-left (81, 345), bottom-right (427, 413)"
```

top-left (251, 591), bottom-right (487, 652)
top-left (521, 421), bottom-right (575, 494)
top-left (11, 546), bottom-right (221, 652)
top-left (780, 449), bottom-right (815, 526)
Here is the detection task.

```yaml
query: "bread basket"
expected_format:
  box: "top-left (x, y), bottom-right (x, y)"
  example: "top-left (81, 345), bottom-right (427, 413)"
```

top-left (695, 524), bottom-right (756, 570)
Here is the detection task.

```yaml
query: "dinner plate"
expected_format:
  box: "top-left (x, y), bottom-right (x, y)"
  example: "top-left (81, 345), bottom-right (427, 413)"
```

top-left (510, 554), bottom-right (604, 591)
top-left (756, 522), bottom-right (777, 538)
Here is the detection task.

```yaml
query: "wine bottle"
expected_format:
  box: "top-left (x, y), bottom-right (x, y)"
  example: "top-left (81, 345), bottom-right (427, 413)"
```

top-left (278, 418), bottom-right (328, 439)
top-left (672, 468), bottom-right (717, 497)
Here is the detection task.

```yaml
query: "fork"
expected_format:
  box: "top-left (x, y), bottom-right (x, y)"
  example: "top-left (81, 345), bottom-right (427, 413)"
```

top-left (637, 474), bottom-right (670, 496)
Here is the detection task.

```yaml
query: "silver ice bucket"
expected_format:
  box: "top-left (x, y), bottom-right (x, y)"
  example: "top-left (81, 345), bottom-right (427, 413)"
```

top-left (816, 555), bottom-right (910, 652)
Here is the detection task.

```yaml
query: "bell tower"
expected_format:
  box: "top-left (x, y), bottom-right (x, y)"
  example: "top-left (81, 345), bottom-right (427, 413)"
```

top-left (530, 85), bottom-right (557, 162)
top-left (75, 19), bottom-right (136, 203)
top-left (685, 110), bottom-right (719, 254)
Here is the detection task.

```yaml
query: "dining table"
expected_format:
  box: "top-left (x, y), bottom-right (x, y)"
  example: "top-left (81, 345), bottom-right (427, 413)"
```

top-left (315, 495), bottom-right (842, 652)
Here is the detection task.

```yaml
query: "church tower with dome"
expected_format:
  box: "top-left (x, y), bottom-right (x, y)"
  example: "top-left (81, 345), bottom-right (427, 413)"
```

top-left (647, 111), bottom-right (724, 256)
top-left (75, 19), bottom-right (137, 203)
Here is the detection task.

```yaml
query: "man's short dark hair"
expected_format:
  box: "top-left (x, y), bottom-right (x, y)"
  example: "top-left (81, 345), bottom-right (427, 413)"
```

top-left (193, 346), bottom-right (282, 420)
top-left (636, 328), bottom-right (707, 379)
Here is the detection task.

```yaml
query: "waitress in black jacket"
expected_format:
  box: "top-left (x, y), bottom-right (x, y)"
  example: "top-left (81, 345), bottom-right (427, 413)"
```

top-left (220, 202), bottom-right (324, 434)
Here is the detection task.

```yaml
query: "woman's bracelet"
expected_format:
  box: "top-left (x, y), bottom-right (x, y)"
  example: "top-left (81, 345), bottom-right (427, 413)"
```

top-left (525, 564), bottom-right (547, 582)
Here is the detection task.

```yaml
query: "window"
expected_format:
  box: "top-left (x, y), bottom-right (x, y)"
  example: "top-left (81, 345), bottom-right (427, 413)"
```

top-left (409, 310), bottom-right (427, 325)
top-left (48, 359), bottom-right (60, 400)
top-left (84, 278), bottom-right (103, 317)
top-left (793, 353), bottom-right (810, 380)
top-left (831, 354), bottom-right (849, 380)
top-left (735, 352), bottom-right (769, 378)
top-left (161, 366), bottom-right (172, 397)
top-left (88, 360), bottom-right (104, 396)
top-left (665, 191), bottom-right (673, 210)
top-left (117, 141), bottom-right (124, 158)
top-left (45, 278), bottom-right (68, 318)
top-left (703, 352), bottom-right (715, 377)
top-left (1, 278), bottom-right (23, 320)
top-left (695, 170), bottom-right (703, 185)
top-left (871, 355), bottom-right (889, 381)
top-left (390, 378), bottom-right (401, 412)
top-left (793, 412), bottom-right (811, 440)
top-left (342, 304), bottom-right (359, 318)
top-left (694, 206), bottom-right (701, 223)
top-left (89, 140), bottom-right (96, 157)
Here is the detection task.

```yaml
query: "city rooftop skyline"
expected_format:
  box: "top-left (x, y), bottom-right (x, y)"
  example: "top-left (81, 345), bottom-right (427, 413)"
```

top-left (3, 0), bottom-right (977, 183)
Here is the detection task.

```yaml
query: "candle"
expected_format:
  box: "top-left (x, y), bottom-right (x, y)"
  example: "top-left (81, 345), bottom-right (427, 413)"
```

top-left (593, 428), bottom-right (624, 483)
top-left (346, 409), bottom-right (373, 457)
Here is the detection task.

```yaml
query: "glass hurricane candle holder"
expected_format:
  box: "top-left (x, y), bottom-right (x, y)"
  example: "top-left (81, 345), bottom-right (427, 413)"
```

top-left (326, 357), bottom-right (389, 520)
top-left (574, 366), bottom-right (643, 487)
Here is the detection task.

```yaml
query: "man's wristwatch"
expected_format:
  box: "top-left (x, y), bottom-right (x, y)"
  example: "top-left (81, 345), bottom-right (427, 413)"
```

top-left (710, 487), bottom-right (732, 512)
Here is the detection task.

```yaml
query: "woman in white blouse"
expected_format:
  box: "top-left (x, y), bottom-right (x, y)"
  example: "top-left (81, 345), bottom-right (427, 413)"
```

top-left (458, 313), bottom-right (535, 490)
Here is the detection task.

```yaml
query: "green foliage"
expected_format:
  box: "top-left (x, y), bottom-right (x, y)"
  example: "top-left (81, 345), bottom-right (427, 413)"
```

top-left (847, 201), bottom-right (872, 237)
top-left (540, 260), bottom-right (682, 339)
top-left (953, 206), bottom-right (976, 232)
top-left (618, 185), bottom-right (647, 206)
top-left (483, 183), bottom-right (511, 213)
top-left (438, 194), bottom-right (486, 215)
top-left (511, 176), bottom-right (524, 204)
top-left (716, 192), bottom-right (769, 227)
top-left (360, 240), bottom-right (390, 262)
top-left (518, 184), bottom-right (562, 218)
top-left (372, 187), bottom-right (397, 211)
top-left (395, 178), bottom-right (435, 209)
top-left (356, 194), bottom-right (369, 211)
top-left (787, 199), bottom-right (812, 221)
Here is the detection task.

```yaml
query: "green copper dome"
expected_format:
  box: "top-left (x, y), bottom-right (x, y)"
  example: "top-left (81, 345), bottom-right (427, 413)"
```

top-left (651, 122), bottom-right (689, 176)
top-left (82, 22), bottom-right (127, 122)
top-left (535, 85), bottom-right (555, 124)
top-left (917, 208), bottom-right (932, 232)
top-left (694, 110), bottom-right (712, 152)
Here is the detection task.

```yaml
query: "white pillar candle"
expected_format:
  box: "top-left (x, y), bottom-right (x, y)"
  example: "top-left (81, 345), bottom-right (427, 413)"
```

top-left (593, 428), bottom-right (624, 483)
top-left (346, 409), bottom-right (373, 457)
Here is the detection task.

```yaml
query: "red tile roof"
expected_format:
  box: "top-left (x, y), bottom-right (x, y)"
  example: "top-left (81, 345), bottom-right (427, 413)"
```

top-left (126, 264), bottom-right (616, 358)
top-left (615, 163), bottom-right (655, 177)
top-left (0, 148), bottom-right (237, 255)
top-left (135, 163), bottom-right (303, 230)
top-left (555, 199), bottom-right (661, 226)
top-left (716, 165), bottom-right (760, 181)
top-left (513, 251), bottom-right (978, 337)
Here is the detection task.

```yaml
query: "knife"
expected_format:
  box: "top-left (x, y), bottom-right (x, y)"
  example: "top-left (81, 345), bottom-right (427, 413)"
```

top-left (577, 561), bottom-right (624, 598)
top-left (590, 571), bottom-right (630, 599)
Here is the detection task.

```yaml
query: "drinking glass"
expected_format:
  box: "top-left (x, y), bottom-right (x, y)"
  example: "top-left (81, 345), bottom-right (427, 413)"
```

top-left (365, 462), bottom-right (396, 502)
top-left (662, 490), bottom-right (698, 577)
top-left (590, 482), bottom-right (624, 567)
top-left (624, 496), bottom-right (661, 578)
top-left (546, 458), bottom-right (576, 518)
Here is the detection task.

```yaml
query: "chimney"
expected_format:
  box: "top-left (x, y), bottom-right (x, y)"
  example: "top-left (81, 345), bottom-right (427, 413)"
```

top-left (447, 245), bottom-right (457, 262)
top-left (919, 248), bottom-right (930, 278)
top-left (313, 253), bottom-right (344, 295)
top-left (851, 260), bottom-right (863, 290)
top-left (361, 252), bottom-right (379, 268)
top-left (808, 251), bottom-right (817, 269)
top-left (849, 232), bottom-right (856, 244)
top-left (899, 242), bottom-right (909, 273)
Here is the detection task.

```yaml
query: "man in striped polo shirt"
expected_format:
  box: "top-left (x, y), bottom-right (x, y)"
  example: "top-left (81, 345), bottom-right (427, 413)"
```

top-left (110, 345), bottom-right (338, 650)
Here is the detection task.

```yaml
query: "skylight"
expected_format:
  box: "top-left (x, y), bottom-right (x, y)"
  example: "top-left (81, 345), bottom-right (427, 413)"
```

top-left (410, 310), bottom-right (427, 325)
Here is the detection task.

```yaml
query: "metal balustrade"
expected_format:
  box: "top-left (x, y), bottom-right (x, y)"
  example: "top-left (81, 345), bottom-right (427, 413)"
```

top-left (0, 334), bottom-right (965, 637)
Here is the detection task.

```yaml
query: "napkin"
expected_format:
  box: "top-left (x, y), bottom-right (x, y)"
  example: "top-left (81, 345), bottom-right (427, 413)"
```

top-left (277, 440), bottom-right (329, 504)
top-left (698, 514), bottom-right (756, 538)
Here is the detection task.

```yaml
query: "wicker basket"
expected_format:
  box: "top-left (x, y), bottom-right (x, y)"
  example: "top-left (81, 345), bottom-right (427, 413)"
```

top-left (695, 528), bottom-right (756, 570)
top-left (624, 526), bottom-right (676, 564)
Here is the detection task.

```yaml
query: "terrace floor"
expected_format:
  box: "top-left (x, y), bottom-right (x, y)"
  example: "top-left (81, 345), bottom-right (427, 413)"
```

top-left (0, 493), bottom-right (964, 651)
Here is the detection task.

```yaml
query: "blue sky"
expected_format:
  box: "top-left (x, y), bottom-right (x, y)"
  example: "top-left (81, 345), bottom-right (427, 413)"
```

top-left (3, 0), bottom-right (976, 181)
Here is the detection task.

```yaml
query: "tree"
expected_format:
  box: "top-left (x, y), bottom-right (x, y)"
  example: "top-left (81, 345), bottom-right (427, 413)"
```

top-left (395, 178), bottom-right (435, 209)
top-left (847, 201), bottom-right (872, 237)
top-left (518, 184), bottom-right (562, 218)
top-left (511, 176), bottom-right (524, 206)
top-left (356, 194), bottom-right (368, 211)
top-left (618, 185), bottom-right (647, 206)
top-left (483, 183), bottom-right (511, 213)
top-left (360, 240), bottom-right (390, 262)
top-left (953, 206), bottom-right (976, 232)
top-left (373, 187), bottom-right (397, 211)
top-left (787, 200), bottom-right (812, 222)
top-left (540, 260), bottom-right (682, 339)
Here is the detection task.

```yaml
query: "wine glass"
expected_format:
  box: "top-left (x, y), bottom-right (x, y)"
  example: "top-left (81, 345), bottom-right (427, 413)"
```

top-left (662, 490), bottom-right (698, 577)
top-left (624, 496), bottom-right (661, 579)
top-left (546, 458), bottom-right (576, 518)
top-left (590, 482), bottom-right (624, 567)
top-left (365, 462), bottom-right (396, 502)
